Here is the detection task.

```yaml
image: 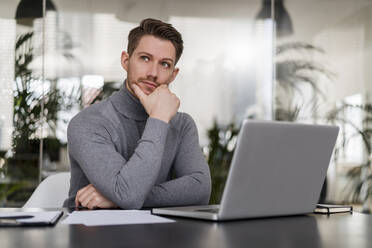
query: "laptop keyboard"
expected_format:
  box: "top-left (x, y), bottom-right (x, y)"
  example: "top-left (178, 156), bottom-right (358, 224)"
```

top-left (195, 208), bottom-right (219, 213)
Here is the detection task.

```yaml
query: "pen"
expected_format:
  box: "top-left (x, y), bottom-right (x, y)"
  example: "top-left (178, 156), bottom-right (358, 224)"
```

top-left (68, 206), bottom-right (90, 210)
top-left (0, 215), bottom-right (34, 220)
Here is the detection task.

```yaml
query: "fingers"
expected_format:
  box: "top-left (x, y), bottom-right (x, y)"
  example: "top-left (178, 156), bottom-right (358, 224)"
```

top-left (75, 184), bottom-right (92, 207)
top-left (169, 91), bottom-right (180, 107)
top-left (175, 95), bottom-right (180, 108)
top-left (75, 184), bottom-right (117, 209)
top-left (86, 190), bottom-right (116, 209)
top-left (132, 84), bottom-right (147, 103)
top-left (75, 192), bottom-right (79, 207)
top-left (154, 84), bottom-right (173, 96)
top-left (159, 84), bottom-right (169, 91)
top-left (80, 189), bottom-right (97, 208)
top-left (75, 184), bottom-right (95, 207)
top-left (86, 195), bottom-right (102, 210)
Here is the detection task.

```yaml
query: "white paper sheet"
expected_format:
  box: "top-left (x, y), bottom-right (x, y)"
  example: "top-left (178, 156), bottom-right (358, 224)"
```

top-left (62, 210), bottom-right (175, 226)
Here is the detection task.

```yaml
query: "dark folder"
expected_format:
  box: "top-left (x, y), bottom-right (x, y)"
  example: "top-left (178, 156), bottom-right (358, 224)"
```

top-left (0, 211), bottom-right (63, 226)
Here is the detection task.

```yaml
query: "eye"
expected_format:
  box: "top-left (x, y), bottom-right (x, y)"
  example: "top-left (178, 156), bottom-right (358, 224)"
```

top-left (161, 62), bottom-right (171, 68)
top-left (141, 56), bottom-right (149, 62)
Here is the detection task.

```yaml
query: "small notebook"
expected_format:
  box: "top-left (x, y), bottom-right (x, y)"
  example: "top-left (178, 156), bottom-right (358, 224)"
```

top-left (314, 204), bottom-right (353, 214)
top-left (0, 211), bottom-right (63, 226)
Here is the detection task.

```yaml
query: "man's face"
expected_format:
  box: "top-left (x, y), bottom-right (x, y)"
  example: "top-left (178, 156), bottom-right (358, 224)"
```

top-left (121, 35), bottom-right (179, 96)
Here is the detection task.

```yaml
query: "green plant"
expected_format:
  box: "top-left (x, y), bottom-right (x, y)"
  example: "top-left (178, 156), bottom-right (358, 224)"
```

top-left (326, 102), bottom-right (372, 212)
top-left (0, 182), bottom-right (29, 207)
top-left (14, 32), bottom-right (77, 156)
top-left (0, 31), bottom-right (79, 206)
top-left (275, 42), bottom-right (334, 121)
top-left (206, 119), bottom-right (239, 204)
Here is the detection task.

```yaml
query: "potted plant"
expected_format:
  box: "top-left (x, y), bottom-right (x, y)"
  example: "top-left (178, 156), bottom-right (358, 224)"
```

top-left (1, 30), bottom-right (78, 206)
top-left (205, 120), bottom-right (239, 204)
top-left (326, 102), bottom-right (372, 213)
top-left (275, 42), bottom-right (334, 122)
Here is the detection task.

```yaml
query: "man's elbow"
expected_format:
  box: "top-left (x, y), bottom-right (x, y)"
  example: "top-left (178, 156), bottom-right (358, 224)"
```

top-left (196, 173), bottom-right (211, 205)
top-left (114, 192), bottom-right (145, 210)
top-left (112, 182), bottom-right (147, 209)
top-left (118, 199), bottom-right (144, 210)
top-left (202, 176), bottom-right (212, 204)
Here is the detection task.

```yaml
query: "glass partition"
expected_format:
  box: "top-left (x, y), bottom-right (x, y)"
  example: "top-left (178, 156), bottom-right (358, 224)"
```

top-left (0, 0), bottom-right (48, 206)
top-left (0, 0), bottom-right (371, 211)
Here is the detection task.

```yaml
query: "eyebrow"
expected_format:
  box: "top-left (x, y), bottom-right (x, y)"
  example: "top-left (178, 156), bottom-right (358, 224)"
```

top-left (137, 52), bottom-right (174, 64)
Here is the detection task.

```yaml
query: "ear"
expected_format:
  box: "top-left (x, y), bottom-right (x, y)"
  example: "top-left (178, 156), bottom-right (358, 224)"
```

top-left (169, 67), bottom-right (180, 84)
top-left (121, 51), bottom-right (129, 72)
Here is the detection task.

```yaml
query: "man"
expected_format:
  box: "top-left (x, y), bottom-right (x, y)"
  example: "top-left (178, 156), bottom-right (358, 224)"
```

top-left (63, 18), bottom-right (211, 209)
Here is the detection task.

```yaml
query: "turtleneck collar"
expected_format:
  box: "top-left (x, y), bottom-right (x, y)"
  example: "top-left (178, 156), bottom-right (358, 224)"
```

top-left (109, 80), bottom-right (149, 121)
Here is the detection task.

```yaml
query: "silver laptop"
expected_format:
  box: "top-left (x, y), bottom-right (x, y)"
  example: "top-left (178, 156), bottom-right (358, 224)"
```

top-left (152, 120), bottom-right (339, 221)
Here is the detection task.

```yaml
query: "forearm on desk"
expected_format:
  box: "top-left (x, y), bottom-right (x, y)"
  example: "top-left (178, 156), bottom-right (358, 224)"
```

top-left (143, 171), bottom-right (211, 207)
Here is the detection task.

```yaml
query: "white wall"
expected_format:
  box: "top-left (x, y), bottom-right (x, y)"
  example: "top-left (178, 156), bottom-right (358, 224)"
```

top-left (285, 0), bottom-right (372, 102)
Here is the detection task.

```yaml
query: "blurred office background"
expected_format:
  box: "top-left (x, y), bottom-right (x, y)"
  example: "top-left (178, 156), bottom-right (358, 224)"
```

top-left (0, 0), bottom-right (371, 212)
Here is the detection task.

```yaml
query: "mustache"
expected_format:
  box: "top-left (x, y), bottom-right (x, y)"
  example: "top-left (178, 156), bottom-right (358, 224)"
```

top-left (138, 78), bottom-right (158, 87)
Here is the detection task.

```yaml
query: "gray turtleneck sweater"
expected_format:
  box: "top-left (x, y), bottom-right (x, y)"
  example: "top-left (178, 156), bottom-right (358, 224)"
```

top-left (63, 84), bottom-right (211, 209)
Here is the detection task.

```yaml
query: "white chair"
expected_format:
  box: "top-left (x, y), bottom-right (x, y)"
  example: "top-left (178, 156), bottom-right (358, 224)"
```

top-left (23, 172), bottom-right (71, 208)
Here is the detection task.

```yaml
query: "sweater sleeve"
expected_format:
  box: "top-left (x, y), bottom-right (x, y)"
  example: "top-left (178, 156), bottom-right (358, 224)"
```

top-left (67, 116), bottom-right (169, 209)
top-left (143, 113), bottom-right (212, 207)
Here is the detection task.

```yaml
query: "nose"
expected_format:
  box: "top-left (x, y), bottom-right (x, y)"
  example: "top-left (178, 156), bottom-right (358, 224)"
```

top-left (146, 61), bottom-right (158, 81)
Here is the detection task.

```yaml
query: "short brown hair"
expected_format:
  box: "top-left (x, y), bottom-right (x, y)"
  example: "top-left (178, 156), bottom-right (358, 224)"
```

top-left (127, 18), bottom-right (184, 64)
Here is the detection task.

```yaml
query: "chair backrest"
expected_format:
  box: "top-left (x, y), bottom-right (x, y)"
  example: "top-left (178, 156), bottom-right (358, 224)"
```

top-left (23, 172), bottom-right (70, 208)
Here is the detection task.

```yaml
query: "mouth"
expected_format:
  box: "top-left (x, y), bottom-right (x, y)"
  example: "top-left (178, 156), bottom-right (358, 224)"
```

top-left (140, 80), bottom-right (157, 89)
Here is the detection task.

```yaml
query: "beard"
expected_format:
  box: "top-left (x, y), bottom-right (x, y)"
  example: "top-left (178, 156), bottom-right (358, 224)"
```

top-left (127, 77), bottom-right (158, 96)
